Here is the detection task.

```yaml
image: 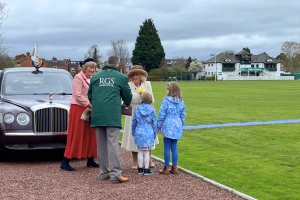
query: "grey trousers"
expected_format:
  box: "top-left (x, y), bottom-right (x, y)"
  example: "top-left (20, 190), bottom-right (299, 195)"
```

top-left (94, 126), bottom-right (122, 181)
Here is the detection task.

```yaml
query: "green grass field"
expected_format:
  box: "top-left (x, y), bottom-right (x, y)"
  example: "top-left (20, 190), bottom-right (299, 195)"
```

top-left (120, 80), bottom-right (300, 200)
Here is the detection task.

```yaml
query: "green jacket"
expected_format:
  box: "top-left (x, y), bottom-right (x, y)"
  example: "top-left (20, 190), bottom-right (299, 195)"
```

top-left (88, 65), bottom-right (132, 128)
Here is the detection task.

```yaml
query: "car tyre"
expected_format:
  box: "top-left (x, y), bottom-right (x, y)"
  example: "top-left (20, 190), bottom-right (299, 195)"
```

top-left (0, 152), bottom-right (10, 161)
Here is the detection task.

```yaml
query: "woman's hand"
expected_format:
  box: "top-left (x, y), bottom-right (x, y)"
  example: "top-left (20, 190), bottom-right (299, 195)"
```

top-left (87, 103), bottom-right (92, 109)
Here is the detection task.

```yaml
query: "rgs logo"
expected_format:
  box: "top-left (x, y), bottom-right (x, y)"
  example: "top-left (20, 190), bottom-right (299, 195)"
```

top-left (99, 78), bottom-right (115, 86)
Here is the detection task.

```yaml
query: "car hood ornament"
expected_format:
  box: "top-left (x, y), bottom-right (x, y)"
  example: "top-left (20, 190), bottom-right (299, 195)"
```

top-left (49, 91), bottom-right (53, 104)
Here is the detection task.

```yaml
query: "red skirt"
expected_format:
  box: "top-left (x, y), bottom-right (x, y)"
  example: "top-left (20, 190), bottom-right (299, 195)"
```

top-left (64, 104), bottom-right (97, 159)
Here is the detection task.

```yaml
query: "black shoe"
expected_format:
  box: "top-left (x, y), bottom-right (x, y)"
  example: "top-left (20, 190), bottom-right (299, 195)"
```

top-left (143, 168), bottom-right (153, 175)
top-left (87, 157), bottom-right (99, 168)
top-left (60, 157), bottom-right (75, 171)
top-left (138, 167), bottom-right (144, 175)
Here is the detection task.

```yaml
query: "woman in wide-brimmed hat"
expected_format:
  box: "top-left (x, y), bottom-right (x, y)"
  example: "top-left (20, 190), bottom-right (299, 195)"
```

top-left (60, 58), bottom-right (99, 171)
top-left (121, 65), bottom-right (159, 169)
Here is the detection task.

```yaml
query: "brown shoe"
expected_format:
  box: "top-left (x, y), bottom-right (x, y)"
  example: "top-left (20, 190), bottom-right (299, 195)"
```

top-left (170, 165), bottom-right (178, 174)
top-left (102, 173), bottom-right (111, 180)
top-left (132, 152), bottom-right (138, 169)
top-left (117, 176), bottom-right (129, 183)
top-left (149, 150), bottom-right (155, 168)
top-left (159, 166), bottom-right (170, 175)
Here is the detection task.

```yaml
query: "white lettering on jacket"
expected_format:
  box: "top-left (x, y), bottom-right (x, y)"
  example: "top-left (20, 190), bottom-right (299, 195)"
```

top-left (99, 78), bottom-right (115, 86)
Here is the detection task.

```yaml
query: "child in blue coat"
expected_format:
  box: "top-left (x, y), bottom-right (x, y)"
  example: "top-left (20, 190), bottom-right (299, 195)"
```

top-left (157, 82), bottom-right (186, 175)
top-left (132, 91), bottom-right (157, 175)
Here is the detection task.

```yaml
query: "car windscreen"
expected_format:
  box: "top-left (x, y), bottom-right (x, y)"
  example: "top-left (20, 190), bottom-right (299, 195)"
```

top-left (2, 71), bottom-right (73, 95)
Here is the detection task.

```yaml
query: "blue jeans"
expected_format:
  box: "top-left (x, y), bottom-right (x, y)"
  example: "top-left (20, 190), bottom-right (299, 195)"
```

top-left (163, 137), bottom-right (178, 167)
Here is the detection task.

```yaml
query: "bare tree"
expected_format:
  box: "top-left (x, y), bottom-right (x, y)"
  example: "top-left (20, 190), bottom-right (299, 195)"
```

top-left (172, 55), bottom-right (186, 69)
top-left (0, 3), bottom-right (8, 54)
top-left (84, 44), bottom-right (103, 68)
top-left (222, 50), bottom-right (236, 55)
top-left (0, 54), bottom-right (16, 69)
top-left (107, 39), bottom-right (130, 65)
top-left (159, 58), bottom-right (169, 80)
top-left (281, 41), bottom-right (300, 73)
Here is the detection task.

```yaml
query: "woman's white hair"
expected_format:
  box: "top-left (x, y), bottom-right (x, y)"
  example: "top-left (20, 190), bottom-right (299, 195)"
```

top-left (82, 61), bottom-right (97, 73)
top-left (129, 74), bottom-right (146, 83)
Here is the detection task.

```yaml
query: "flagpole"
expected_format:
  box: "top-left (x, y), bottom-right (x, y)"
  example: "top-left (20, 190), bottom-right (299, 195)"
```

top-left (36, 40), bottom-right (38, 55)
top-left (215, 53), bottom-right (217, 81)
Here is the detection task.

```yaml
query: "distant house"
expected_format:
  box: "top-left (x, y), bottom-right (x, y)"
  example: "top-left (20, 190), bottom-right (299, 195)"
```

top-left (14, 53), bottom-right (82, 74)
top-left (165, 59), bottom-right (189, 67)
top-left (124, 62), bottom-right (133, 74)
top-left (44, 57), bottom-right (68, 71)
top-left (203, 50), bottom-right (291, 80)
top-left (65, 59), bottom-right (81, 73)
top-left (14, 52), bottom-right (33, 67)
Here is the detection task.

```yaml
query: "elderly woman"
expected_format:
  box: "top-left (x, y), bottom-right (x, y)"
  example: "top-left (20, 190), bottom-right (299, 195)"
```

top-left (60, 58), bottom-right (99, 171)
top-left (121, 65), bottom-right (159, 169)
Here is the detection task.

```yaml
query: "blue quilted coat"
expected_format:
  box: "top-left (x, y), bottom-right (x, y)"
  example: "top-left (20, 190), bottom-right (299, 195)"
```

top-left (132, 103), bottom-right (157, 147)
top-left (157, 96), bottom-right (186, 139)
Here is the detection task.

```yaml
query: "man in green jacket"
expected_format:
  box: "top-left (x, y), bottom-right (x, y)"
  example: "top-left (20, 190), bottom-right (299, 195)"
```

top-left (88, 55), bottom-right (132, 183)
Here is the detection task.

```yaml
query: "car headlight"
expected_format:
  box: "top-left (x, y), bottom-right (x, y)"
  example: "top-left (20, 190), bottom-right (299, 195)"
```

top-left (4, 113), bottom-right (15, 123)
top-left (17, 113), bottom-right (30, 126)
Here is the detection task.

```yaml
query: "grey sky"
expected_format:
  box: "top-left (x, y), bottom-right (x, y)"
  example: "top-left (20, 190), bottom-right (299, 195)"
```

top-left (2, 0), bottom-right (300, 62)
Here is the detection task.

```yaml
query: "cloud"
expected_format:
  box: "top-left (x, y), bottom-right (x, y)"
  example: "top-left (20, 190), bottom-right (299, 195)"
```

top-left (2, 0), bottom-right (300, 61)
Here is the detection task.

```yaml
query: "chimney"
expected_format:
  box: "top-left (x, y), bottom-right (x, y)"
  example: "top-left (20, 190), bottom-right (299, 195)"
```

top-left (64, 59), bottom-right (71, 65)
top-left (26, 52), bottom-right (30, 57)
top-left (53, 56), bottom-right (57, 61)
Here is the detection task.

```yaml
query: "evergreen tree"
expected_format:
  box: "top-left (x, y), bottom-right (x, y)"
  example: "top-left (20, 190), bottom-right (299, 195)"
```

top-left (243, 47), bottom-right (251, 53)
top-left (93, 48), bottom-right (100, 69)
top-left (185, 56), bottom-right (192, 69)
top-left (131, 18), bottom-right (165, 72)
top-left (84, 44), bottom-right (103, 68)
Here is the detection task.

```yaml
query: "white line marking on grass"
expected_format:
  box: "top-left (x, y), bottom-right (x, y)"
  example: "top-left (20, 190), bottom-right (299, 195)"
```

top-left (183, 119), bottom-right (300, 130)
top-left (120, 119), bottom-right (300, 133)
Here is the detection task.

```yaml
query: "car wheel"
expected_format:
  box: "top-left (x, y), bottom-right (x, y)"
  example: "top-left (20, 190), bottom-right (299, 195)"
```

top-left (0, 152), bottom-right (9, 161)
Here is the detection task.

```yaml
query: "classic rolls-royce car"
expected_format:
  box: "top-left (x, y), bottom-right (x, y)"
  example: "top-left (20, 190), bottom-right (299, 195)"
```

top-left (0, 67), bottom-right (73, 158)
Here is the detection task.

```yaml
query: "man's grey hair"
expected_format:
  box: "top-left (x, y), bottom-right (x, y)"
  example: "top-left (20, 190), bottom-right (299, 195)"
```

top-left (108, 56), bottom-right (120, 66)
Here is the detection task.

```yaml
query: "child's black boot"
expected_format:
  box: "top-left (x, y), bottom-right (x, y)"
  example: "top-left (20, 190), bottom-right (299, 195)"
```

top-left (138, 167), bottom-right (144, 175)
top-left (143, 168), bottom-right (153, 175)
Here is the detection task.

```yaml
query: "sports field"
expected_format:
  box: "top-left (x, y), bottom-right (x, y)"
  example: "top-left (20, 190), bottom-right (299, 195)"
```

top-left (121, 80), bottom-right (300, 200)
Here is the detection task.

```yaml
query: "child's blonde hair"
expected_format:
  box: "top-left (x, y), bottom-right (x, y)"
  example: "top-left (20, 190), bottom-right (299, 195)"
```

top-left (166, 82), bottom-right (182, 100)
top-left (141, 91), bottom-right (153, 104)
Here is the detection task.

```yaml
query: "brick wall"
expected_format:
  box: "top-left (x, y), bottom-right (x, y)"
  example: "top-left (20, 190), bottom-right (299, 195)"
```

top-left (20, 52), bottom-right (34, 67)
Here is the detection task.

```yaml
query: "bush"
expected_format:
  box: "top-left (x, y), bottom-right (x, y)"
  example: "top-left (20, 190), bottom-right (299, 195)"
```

top-left (148, 68), bottom-right (160, 76)
top-left (159, 67), bottom-right (169, 80)
top-left (206, 74), bottom-right (217, 81)
top-left (171, 66), bottom-right (185, 72)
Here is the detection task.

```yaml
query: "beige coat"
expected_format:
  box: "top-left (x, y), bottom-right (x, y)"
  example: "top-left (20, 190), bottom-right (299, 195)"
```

top-left (121, 81), bottom-right (159, 152)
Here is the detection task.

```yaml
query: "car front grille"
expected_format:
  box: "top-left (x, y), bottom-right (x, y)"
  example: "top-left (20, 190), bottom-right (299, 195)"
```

top-left (34, 107), bottom-right (68, 133)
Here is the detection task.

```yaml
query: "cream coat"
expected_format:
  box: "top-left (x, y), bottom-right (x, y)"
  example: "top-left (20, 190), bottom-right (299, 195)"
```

top-left (121, 81), bottom-right (159, 152)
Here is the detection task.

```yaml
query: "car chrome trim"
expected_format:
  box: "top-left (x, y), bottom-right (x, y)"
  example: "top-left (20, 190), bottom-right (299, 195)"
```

top-left (33, 106), bottom-right (69, 133)
top-left (5, 132), bottom-right (68, 136)
top-left (1, 98), bottom-right (30, 111)
top-left (30, 103), bottom-right (70, 112)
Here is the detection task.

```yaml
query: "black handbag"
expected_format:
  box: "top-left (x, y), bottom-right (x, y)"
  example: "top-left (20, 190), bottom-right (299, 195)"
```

top-left (121, 104), bottom-right (132, 116)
